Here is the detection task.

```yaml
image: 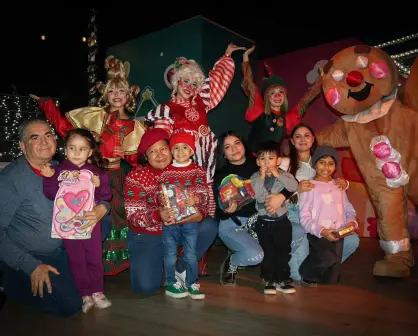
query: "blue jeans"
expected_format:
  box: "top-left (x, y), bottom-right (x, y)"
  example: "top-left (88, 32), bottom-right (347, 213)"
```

top-left (128, 216), bottom-right (218, 294)
top-left (163, 223), bottom-right (198, 288)
top-left (101, 214), bottom-right (111, 242)
top-left (1, 248), bottom-right (82, 317)
top-left (289, 221), bottom-right (360, 280)
top-left (218, 216), bottom-right (264, 267)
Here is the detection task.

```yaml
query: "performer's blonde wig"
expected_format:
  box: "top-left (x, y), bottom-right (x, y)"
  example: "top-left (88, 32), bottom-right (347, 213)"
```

top-left (96, 55), bottom-right (140, 112)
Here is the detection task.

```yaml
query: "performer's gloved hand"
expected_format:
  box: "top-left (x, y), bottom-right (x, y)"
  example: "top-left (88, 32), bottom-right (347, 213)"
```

top-left (225, 43), bottom-right (247, 57)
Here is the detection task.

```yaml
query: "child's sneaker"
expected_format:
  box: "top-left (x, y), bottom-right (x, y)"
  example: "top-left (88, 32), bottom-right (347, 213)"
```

top-left (188, 283), bottom-right (205, 300)
top-left (92, 292), bottom-right (112, 309)
top-left (82, 296), bottom-right (95, 313)
top-left (276, 280), bottom-right (296, 294)
top-left (220, 253), bottom-right (238, 286)
top-left (264, 281), bottom-right (277, 295)
top-left (301, 278), bottom-right (318, 288)
top-left (165, 281), bottom-right (188, 298)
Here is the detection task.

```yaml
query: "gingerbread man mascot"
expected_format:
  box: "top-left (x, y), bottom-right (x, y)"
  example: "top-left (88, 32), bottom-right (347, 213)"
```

top-left (316, 45), bottom-right (417, 278)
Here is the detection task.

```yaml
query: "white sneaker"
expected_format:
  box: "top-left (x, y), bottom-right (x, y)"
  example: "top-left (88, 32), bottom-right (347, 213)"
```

top-left (175, 270), bottom-right (187, 289)
top-left (92, 292), bottom-right (112, 309)
top-left (82, 296), bottom-right (95, 313)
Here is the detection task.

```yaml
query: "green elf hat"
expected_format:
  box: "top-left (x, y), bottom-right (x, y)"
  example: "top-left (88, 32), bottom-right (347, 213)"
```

top-left (261, 60), bottom-right (287, 98)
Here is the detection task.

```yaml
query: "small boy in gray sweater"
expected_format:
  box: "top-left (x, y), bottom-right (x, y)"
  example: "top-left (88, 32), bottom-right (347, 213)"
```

top-left (250, 140), bottom-right (298, 295)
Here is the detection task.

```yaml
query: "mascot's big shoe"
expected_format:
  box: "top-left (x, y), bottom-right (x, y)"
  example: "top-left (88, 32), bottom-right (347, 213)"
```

top-left (317, 45), bottom-right (417, 277)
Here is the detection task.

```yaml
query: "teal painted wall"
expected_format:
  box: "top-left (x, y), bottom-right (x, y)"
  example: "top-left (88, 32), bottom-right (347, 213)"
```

top-left (107, 16), bottom-right (254, 138)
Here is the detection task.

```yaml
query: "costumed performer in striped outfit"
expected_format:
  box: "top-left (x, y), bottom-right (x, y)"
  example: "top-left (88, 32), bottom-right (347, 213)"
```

top-left (146, 43), bottom-right (247, 276)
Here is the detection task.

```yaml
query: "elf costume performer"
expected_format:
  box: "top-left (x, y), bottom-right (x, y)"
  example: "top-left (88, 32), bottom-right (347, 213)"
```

top-left (241, 46), bottom-right (323, 154)
top-left (146, 43), bottom-right (246, 275)
top-left (31, 55), bottom-right (146, 275)
top-left (316, 45), bottom-right (418, 277)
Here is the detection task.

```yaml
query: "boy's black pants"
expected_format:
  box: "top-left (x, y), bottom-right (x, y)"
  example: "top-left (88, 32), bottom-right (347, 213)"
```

top-left (299, 233), bottom-right (344, 284)
top-left (255, 215), bottom-right (292, 282)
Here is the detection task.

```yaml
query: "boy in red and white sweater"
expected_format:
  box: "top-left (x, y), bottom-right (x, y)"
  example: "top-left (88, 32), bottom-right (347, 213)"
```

top-left (159, 131), bottom-right (209, 300)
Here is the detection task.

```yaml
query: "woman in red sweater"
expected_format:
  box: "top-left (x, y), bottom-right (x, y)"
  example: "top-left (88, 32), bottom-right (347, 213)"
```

top-left (124, 128), bottom-right (218, 295)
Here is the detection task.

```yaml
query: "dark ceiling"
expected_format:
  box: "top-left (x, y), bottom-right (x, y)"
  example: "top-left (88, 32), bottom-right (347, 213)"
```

top-left (2, 8), bottom-right (417, 110)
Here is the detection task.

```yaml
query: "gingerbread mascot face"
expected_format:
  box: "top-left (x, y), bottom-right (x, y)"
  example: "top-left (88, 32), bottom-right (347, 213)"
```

top-left (317, 45), bottom-right (418, 278)
top-left (322, 46), bottom-right (398, 115)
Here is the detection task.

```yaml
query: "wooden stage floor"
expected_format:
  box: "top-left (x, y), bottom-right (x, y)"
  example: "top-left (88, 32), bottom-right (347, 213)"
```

top-left (1, 238), bottom-right (417, 336)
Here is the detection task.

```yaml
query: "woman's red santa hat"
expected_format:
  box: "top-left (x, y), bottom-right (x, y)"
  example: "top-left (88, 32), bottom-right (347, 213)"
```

top-left (137, 128), bottom-right (170, 155)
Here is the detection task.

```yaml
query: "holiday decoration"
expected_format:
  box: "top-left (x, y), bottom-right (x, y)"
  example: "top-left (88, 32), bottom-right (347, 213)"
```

top-left (0, 94), bottom-right (61, 161)
top-left (87, 9), bottom-right (99, 106)
top-left (374, 33), bottom-right (418, 78)
top-left (134, 86), bottom-right (159, 120)
top-left (164, 64), bottom-right (176, 89)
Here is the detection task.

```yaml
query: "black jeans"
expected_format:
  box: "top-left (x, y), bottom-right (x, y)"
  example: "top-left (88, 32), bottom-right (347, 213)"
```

top-left (255, 215), bottom-right (292, 282)
top-left (299, 233), bottom-right (344, 284)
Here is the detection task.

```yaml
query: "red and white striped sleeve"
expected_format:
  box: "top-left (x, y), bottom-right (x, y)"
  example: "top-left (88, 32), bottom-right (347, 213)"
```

top-left (199, 55), bottom-right (235, 112)
top-left (146, 103), bottom-right (174, 135)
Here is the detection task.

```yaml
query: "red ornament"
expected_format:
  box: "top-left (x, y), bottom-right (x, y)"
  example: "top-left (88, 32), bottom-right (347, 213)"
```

top-left (164, 64), bottom-right (175, 89)
top-left (167, 68), bottom-right (174, 84)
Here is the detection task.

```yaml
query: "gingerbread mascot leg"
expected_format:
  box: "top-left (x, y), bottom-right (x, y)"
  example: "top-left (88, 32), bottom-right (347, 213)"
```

top-left (365, 176), bottom-right (413, 277)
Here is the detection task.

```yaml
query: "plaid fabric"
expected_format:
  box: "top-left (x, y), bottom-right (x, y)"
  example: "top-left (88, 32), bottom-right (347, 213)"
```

top-left (101, 111), bottom-right (133, 159)
top-left (103, 168), bottom-right (130, 275)
top-left (241, 61), bottom-right (257, 110)
top-left (296, 75), bottom-right (323, 116)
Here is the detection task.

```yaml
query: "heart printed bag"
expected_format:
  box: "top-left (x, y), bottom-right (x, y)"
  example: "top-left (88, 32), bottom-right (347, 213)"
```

top-left (51, 169), bottom-right (95, 239)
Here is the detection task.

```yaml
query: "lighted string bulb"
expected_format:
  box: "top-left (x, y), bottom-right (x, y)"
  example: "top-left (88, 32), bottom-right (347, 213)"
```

top-left (374, 33), bottom-right (418, 48)
top-left (393, 59), bottom-right (411, 75)
top-left (391, 48), bottom-right (418, 60)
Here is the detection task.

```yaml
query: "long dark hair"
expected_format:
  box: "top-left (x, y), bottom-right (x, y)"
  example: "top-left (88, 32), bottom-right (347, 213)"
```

top-left (65, 128), bottom-right (105, 169)
top-left (288, 123), bottom-right (318, 177)
top-left (215, 130), bottom-right (250, 173)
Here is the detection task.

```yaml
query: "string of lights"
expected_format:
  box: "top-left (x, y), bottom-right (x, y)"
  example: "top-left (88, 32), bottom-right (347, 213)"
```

top-left (0, 94), bottom-right (61, 161)
top-left (375, 33), bottom-right (418, 78)
top-left (87, 9), bottom-right (99, 106)
top-left (374, 33), bottom-right (418, 48)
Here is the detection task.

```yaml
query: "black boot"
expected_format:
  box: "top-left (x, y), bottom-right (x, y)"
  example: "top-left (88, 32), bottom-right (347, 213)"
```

top-left (220, 253), bottom-right (237, 286)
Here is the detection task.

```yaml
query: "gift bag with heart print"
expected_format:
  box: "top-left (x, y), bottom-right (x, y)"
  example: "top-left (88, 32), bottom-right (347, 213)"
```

top-left (51, 169), bottom-right (95, 239)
